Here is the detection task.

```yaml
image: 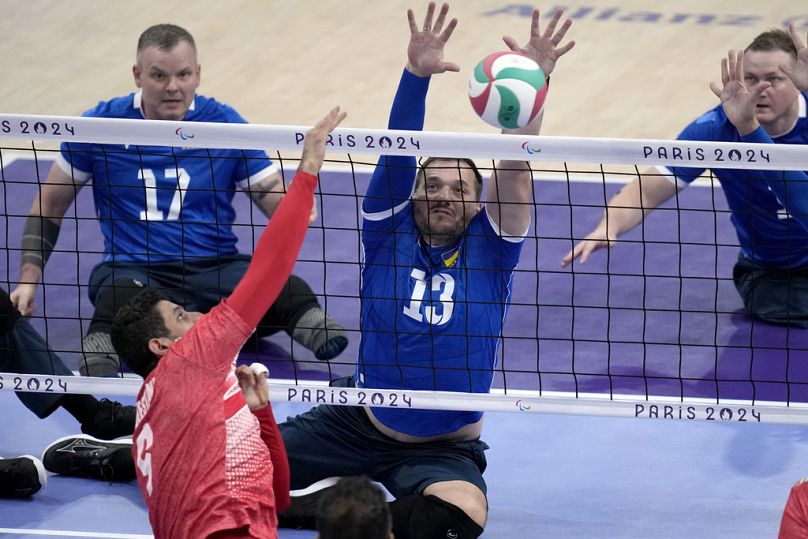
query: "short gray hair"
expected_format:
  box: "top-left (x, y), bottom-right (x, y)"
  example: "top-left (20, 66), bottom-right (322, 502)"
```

top-left (137, 24), bottom-right (196, 59)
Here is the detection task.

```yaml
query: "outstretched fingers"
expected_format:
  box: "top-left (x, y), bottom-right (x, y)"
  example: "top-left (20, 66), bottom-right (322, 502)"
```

top-left (789, 23), bottom-right (806, 51)
top-left (432, 2), bottom-right (450, 35)
top-left (315, 106), bottom-right (347, 133)
top-left (540, 9), bottom-right (560, 40)
top-left (407, 8), bottom-right (418, 34)
top-left (422, 1), bottom-right (436, 32)
top-left (440, 16), bottom-right (458, 44)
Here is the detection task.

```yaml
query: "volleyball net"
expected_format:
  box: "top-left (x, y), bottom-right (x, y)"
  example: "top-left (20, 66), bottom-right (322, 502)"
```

top-left (2, 113), bottom-right (808, 424)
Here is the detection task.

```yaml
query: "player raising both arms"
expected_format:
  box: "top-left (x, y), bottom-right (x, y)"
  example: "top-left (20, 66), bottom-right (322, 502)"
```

top-left (279, 4), bottom-right (574, 538)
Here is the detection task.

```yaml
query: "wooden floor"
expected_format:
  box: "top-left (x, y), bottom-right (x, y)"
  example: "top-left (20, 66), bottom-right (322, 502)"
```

top-left (1, 0), bottom-right (806, 140)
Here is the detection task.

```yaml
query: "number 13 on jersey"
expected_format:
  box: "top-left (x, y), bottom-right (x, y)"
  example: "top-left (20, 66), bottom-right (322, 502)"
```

top-left (403, 268), bottom-right (455, 326)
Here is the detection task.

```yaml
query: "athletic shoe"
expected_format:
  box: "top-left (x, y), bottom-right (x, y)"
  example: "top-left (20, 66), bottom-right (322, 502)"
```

top-left (292, 308), bottom-right (349, 361)
top-left (0, 455), bottom-right (46, 497)
top-left (80, 332), bottom-right (121, 377)
top-left (42, 435), bottom-right (135, 482)
top-left (81, 398), bottom-right (136, 440)
top-left (278, 476), bottom-right (340, 529)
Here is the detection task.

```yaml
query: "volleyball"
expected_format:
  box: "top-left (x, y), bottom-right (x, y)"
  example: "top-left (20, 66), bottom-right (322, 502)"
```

top-left (468, 52), bottom-right (548, 130)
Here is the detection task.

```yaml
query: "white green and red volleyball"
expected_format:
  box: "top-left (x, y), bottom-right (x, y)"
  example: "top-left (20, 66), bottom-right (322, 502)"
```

top-left (468, 52), bottom-right (548, 130)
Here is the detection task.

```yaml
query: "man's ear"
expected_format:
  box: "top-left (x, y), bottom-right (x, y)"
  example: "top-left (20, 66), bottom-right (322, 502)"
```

top-left (148, 336), bottom-right (174, 358)
top-left (133, 63), bottom-right (143, 88)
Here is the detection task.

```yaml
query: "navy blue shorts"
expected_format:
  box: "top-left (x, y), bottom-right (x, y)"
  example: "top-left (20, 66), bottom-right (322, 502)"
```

top-left (88, 255), bottom-right (253, 313)
top-left (1, 316), bottom-right (73, 419)
top-left (87, 256), bottom-right (319, 335)
top-left (733, 255), bottom-right (808, 328)
top-left (279, 377), bottom-right (489, 498)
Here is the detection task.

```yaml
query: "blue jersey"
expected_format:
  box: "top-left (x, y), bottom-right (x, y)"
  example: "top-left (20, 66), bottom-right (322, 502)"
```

top-left (57, 92), bottom-right (278, 263)
top-left (663, 93), bottom-right (808, 267)
top-left (359, 206), bottom-right (523, 436)
top-left (357, 69), bottom-right (525, 436)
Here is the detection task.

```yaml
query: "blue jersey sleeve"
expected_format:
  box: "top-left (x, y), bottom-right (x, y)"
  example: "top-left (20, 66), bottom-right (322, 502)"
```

top-left (214, 104), bottom-right (277, 187)
top-left (740, 126), bottom-right (808, 231)
top-left (665, 111), bottom-right (720, 183)
top-left (362, 69), bottom-right (430, 216)
top-left (59, 101), bottom-right (108, 177)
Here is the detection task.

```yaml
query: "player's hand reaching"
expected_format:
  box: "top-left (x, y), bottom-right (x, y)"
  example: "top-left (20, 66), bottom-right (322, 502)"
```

top-left (710, 50), bottom-right (770, 136)
top-left (782, 24), bottom-right (808, 92)
top-left (237, 363), bottom-right (270, 412)
top-left (560, 223), bottom-right (617, 268)
top-left (299, 106), bottom-right (347, 177)
top-left (10, 283), bottom-right (37, 316)
top-left (502, 9), bottom-right (575, 78)
top-left (406, 2), bottom-right (459, 78)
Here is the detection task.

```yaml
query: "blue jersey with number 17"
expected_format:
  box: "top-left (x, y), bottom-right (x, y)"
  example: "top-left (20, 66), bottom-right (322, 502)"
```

top-left (57, 91), bottom-right (278, 263)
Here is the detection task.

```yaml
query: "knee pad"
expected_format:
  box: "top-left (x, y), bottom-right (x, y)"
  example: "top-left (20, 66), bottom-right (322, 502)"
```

top-left (0, 288), bottom-right (20, 336)
top-left (389, 494), bottom-right (483, 539)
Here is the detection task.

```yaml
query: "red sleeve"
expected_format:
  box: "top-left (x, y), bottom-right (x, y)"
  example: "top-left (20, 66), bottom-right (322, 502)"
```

top-left (780, 481), bottom-right (808, 539)
top-left (225, 171), bottom-right (317, 328)
top-left (254, 404), bottom-right (290, 512)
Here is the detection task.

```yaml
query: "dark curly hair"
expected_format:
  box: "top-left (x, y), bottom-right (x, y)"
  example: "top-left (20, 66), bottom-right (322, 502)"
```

top-left (111, 288), bottom-right (169, 378)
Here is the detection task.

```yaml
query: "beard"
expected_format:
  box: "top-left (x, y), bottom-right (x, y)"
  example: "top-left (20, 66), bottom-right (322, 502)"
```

top-left (414, 204), bottom-right (469, 246)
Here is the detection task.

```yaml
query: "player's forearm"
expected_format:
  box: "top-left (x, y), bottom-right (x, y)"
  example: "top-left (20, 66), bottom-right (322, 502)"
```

top-left (496, 105), bottom-right (543, 173)
top-left (391, 68), bottom-right (429, 131)
top-left (19, 215), bottom-right (61, 282)
top-left (225, 171), bottom-right (316, 327)
top-left (599, 180), bottom-right (657, 238)
top-left (254, 191), bottom-right (284, 219)
top-left (363, 69), bottom-right (430, 214)
top-left (254, 404), bottom-right (290, 511)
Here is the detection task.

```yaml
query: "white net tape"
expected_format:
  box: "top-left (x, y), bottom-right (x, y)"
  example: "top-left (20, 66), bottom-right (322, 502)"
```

top-left (4, 371), bottom-right (808, 425)
top-left (2, 113), bottom-right (808, 170)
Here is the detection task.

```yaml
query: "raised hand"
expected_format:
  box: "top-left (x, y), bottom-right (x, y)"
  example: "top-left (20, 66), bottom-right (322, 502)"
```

top-left (299, 106), bottom-right (347, 176)
top-left (406, 2), bottom-right (459, 77)
top-left (710, 49), bottom-right (770, 136)
top-left (502, 9), bottom-right (575, 77)
top-left (782, 24), bottom-right (808, 92)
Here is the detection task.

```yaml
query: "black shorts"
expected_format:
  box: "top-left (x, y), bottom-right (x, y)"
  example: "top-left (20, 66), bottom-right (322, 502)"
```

top-left (87, 256), bottom-right (319, 334)
top-left (733, 254), bottom-right (808, 328)
top-left (88, 255), bottom-right (253, 313)
top-left (279, 377), bottom-right (489, 498)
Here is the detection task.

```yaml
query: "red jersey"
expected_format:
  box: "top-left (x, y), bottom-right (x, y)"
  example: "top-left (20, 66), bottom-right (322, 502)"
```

top-left (780, 478), bottom-right (808, 539)
top-left (133, 303), bottom-right (279, 539)
top-left (131, 170), bottom-right (314, 538)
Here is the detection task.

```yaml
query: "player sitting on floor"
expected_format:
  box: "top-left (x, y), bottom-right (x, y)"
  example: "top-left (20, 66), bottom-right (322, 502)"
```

top-left (278, 4), bottom-right (574, 539)
top-left (563, 24), bottom-right (808, 328)
top-left (107, 107), bottom-right (345, 538)
top-left (11, 23), bottom-right (347, 378)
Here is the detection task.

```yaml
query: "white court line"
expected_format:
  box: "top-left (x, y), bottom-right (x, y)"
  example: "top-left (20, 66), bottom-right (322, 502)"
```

top-left (0, 529), bottom-right (152, 538)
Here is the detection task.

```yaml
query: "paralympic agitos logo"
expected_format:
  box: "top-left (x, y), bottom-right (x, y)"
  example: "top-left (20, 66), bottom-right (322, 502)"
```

top-left (521, 141), bottom-right (541, 155)
top-left (515, 399), bottom-right (531, 411)
top-left (175, 127), bottom-right (195, 141)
